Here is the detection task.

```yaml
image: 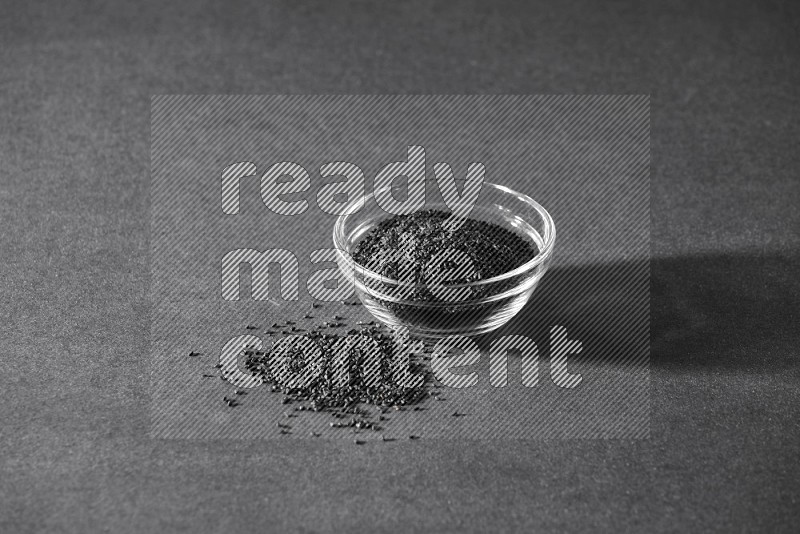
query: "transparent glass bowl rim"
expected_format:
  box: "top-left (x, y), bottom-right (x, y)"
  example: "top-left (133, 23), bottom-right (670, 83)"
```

top-left (332, 182), bottom-right (556, 290)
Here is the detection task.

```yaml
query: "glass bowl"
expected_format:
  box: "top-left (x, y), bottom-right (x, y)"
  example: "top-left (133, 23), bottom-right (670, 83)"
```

top-left (332, 182), bottom-right (555, 340)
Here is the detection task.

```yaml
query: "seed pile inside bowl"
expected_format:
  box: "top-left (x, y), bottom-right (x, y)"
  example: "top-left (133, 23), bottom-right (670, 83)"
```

top-left (351, 209), bottom-right (538, 300)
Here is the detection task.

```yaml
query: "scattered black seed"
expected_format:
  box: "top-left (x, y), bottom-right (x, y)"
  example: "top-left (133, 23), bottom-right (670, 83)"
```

top-left (303, 314), bottom-right (313, 319)
top-left (245, 325), bottom-right (258, 330)
top-left (188, 351), bottom-right (201, 357)
top-left (312, 303), bottom-right (321, 308)
top-left (202, 373), bottom-right (214, 378)
top-left (354, 439), bottom-right (364, 445)
top-left (238, 310), bottom-right (437, 435)
top-left (285, 320), bottom-right (295, 325)
top-left (409, 435), bottom-right (420, 440)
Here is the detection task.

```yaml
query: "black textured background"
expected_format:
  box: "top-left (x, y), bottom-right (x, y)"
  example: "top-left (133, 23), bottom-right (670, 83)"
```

top-left (2, 0), bottom-right (798, 532)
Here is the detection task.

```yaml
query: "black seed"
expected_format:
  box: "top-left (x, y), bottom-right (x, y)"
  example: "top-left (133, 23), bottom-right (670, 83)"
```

top-left (241, 319), bottom-right (433, 424)
top-left (202, 374), bottom-right (214, 378)
top-left (188, 351), bottom-right (201, 357)
top-left (246, 325), bottom-right (258, 330)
